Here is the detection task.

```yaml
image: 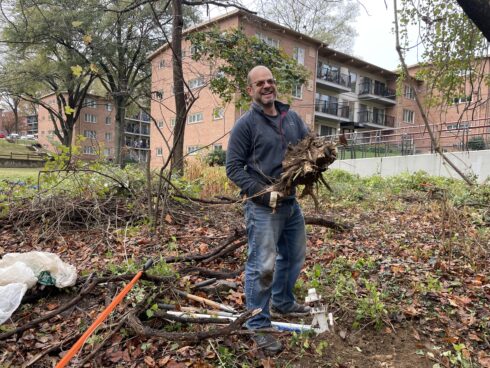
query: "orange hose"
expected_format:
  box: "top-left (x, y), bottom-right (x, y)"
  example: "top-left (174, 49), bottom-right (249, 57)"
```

top-left (56, 270), bottom-right (143, 368)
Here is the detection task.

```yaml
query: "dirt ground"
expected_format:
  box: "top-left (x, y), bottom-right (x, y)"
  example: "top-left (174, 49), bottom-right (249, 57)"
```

top-left (0, 187), bottom-right (489, 367)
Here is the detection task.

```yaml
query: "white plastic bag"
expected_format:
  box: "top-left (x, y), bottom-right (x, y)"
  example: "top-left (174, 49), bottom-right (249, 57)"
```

top-left (0, 283), bottom-right (28, 325)
top-left (0, 262), bottom-right (37, 288)
top-left (0, 251), bottom-right (77, 288)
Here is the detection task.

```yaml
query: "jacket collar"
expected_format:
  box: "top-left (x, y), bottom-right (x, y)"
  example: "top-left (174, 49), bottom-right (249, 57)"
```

top-left (251, 100), bottom-right (290, 116)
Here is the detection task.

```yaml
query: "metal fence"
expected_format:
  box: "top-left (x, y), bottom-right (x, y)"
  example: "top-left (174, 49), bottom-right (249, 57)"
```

top-left (322, 118), bottom-right (490, 160)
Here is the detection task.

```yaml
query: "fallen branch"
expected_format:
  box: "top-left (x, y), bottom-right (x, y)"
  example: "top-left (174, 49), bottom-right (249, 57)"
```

top-left (304, 215), bottom-right (351, 231)
top-left (127, 309), bottom-right (257, 342)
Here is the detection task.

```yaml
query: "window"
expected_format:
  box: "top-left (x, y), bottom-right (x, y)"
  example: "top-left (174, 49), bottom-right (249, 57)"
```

top-left (156, 90), bottom-right (164, 100)
top-left (105, 116), bottom-right (111, 125)
top-left (256, 32), bottom-right (279, 48)
top-left (189, 77), bottom-right (205, 89)
top-left (452, 95), bottom-right (472, 104)
top-left (213, 107), bottom-right (224, 120)
top-left (188, 112), bottom-right (203, 124)
top-left (85, 113), bottom-right (97, 123)
top-left (189, 45), bottom-right (198, 56)
top-left (105, 103), bottom-right (112, 112)
top-left (158, 59), bottom-right (165, 69)
top-left (83, 146), bottom-right (96, 155)
top-left (293, 47), bottom-right (305, 65)
top-left (105, 132), bottom-right (112, 142)
top-left (170, 118), bottom-right (176, 127)
top-left (292, 84), bottom-right (303, 99)
top-left (187, 145), bottom-right (201, 155)
top-left (349, 72), bottom-right (357, 92)
top-left (157, 120), bottom-right (164, 128)
top-left (213, 144), bottom-right (223, 151)
top-left (447, 122), bottom-right (470, 130)
top-left (403, 109), bottom-right (414, 123)
top-left (103, 148), bottom-right (112, 156)
top-left (83, 130), bottom-right (96, 138)
top-left (319, 125), bottom-right (334, 137)
top-left (85, 98), bottom-right (97, 109)
top-left (404, 85), bottom-right (415, 100)
top-left (156, 147), bottom-right (163, 156)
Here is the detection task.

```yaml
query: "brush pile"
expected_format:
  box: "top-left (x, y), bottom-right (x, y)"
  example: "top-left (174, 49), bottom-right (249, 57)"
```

top-left (274, 134), bottom-right (337, 207)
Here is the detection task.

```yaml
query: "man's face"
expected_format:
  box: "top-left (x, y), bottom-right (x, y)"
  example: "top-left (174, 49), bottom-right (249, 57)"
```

top-left (247, 68), bottom-right (277, 108)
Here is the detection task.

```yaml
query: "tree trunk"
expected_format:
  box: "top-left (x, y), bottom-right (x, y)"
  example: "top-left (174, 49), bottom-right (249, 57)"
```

top-left (114, 96), bottom-right (126, 166)
top-left (456, 0), bottom-right (490, 42)
top-left (171, 0), bottom-right (186, 176)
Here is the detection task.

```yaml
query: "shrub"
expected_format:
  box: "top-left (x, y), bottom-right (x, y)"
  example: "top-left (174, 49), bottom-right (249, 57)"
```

top-left (205, 148), bottom-right (226, 166)
top-left (467, 136), bottom-right (486, 150)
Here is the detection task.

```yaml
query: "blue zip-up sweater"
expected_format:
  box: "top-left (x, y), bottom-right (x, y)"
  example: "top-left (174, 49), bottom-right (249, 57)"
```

top-left (226, 101), bottom-right (309, 198)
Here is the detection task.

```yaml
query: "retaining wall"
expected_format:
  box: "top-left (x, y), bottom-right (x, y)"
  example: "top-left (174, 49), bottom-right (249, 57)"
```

top-left (331, 150), bottom-right (490, 183)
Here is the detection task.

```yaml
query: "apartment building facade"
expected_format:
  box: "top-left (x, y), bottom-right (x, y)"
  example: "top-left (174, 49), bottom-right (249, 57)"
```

top-left (149, 10), bottom-right (489, 167)
top-left (37, 93), bottom-right (151, 162)
top-left (148, 10), bottom-right (407, 168)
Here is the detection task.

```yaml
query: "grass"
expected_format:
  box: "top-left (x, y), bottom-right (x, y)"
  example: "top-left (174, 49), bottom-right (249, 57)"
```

top-left (0, 168), bottom-right (42, 181)
top-left (0, 139), bottom-right (38, 155)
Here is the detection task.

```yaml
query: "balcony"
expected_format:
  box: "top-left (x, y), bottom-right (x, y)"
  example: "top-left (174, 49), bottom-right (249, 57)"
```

top-left (357, 110), bottom-right (395, 128)
top-left (316, 69), bottom-right (352, 93)
top-left (315, 100), bottom-right (351, 122)
top-left (358, 81), bottom-right (397, 105)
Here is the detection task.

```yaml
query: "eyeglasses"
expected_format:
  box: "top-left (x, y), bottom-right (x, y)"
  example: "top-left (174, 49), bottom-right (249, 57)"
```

top-left (250, 78), bottom-right (276, 88)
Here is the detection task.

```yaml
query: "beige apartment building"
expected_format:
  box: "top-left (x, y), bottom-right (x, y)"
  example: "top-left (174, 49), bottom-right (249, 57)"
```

top-left (148, 10), bottom-right (490, 168)
top-left (37, 93), bottom-right (151, 162)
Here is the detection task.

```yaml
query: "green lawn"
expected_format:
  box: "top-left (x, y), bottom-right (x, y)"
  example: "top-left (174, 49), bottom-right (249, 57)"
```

top-left (0, 167), bottom-right (42, 181)
top-left (0, 139), bottom-right (40, 157)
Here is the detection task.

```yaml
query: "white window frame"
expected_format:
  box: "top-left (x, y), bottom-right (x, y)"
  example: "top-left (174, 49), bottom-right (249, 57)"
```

top-left (187, 145), bottom-right (201, 155)
top-left (85, 98), bottom-right (97, 109)
top-left (403, 109), bottom-right (414, 124)
top-left (83, 146), bottom-right (96, 155)
top-left (158, 59), bottom-right (165, 69)
top-left (293, 47), bottom-right (305, 65)
top-left (105, 116), bottom-right (111, 125)
top-left (84, 113), bottom-right (97, 123)
top-left (83, 130), bottom-right (96, 138)
top-left (103, 148), bottom-right (112, 156)
top-left (157, 120), bottom-right (164, 128)
top-left (256, 32), bottom-right (279, 48)
top-left (105, 103), bottom-right (112, 112)
top-left (213, 107), bottom-right (224, 120)
top-left (105, 132), bottom-right (112, 142)
top-left (404, 85), bottom-right (415, 100)
top-left (156, 147), bottom-right (163, 156)
top-left (189, 77), bottom-right (205, 89)
top-left (292, 84), bottom-right (303, 99)
top-left (170, 118), bottom-right (176, 127)
top-left (188, 112), bottom-right (203, 124)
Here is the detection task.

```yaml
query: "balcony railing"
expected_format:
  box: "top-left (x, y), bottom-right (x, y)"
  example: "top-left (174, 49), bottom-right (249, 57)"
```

top-left (358, 110), bottom-right (395, 127)
top-left (316, 69), bottom-right (351, 89)
top-left (315, 100), bottom-right (350, 119)
top-left (359, 81), bottom-right (396, 100)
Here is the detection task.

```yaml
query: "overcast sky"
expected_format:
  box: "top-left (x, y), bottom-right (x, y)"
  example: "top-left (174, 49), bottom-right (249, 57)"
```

top-left (352, 0), bottom-right (420, 71)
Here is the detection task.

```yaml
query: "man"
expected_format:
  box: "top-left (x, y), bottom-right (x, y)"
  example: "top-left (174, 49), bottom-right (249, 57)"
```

top-left (226, 65), bottom-right (310, 354)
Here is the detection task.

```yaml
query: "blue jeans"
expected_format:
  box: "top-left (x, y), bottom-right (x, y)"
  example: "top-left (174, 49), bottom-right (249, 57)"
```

top-left (244, 199), bottom-right (306, 329)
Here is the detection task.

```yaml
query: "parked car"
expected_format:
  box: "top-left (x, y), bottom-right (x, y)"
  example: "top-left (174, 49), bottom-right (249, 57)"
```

top-left (26, 134), bottom-right (36, 140)
top-left (7, 133), bottom-right (19, 140)
top-left (0, 133), bottom-right (5, 139)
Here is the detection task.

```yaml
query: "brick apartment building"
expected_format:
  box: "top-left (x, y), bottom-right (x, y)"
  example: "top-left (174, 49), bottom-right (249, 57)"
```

top-left (148, 9), bottom-right (490, 167)
top-left (37, 93), bottom-right (151, 162)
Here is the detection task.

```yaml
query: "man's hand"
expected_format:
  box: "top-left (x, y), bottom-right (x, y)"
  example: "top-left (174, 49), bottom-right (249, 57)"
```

top-left (251, 186), bottom-right (284, 208)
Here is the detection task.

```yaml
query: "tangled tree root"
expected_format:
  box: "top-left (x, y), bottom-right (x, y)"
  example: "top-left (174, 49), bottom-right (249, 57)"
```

top-left (274, 134), bottom-right (337, 208)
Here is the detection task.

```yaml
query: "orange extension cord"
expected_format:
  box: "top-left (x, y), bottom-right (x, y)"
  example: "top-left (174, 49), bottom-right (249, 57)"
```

top-left (56, 260), bottom-right (152, 368)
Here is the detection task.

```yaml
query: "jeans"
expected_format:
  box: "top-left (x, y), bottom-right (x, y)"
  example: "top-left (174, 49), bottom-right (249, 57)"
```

top-left (244, 199), bottom-right (306, 329)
